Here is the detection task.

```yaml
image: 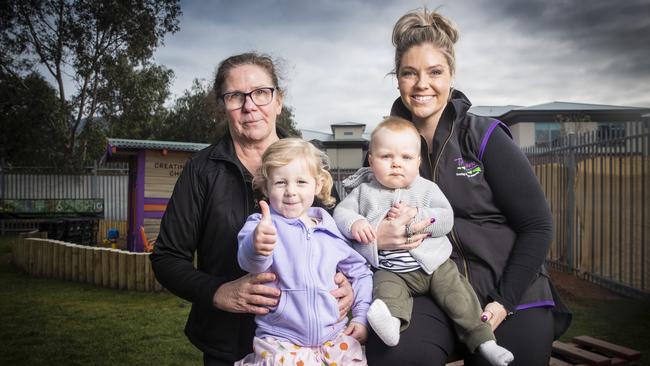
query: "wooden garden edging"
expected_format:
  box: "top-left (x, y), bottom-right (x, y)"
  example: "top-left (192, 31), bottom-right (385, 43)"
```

top-left (11, 233), bottom-right (163, 292)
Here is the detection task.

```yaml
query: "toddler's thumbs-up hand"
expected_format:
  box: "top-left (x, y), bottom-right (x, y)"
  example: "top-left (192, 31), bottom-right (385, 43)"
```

top-left (254, 201), bottom-right (277, 256)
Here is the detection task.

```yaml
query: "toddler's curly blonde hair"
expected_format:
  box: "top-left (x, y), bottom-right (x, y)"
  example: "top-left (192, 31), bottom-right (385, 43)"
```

top-left (254, 138), bottom-right (336, 208)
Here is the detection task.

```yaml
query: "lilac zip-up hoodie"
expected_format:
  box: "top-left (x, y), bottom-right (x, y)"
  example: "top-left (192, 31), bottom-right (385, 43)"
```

top-left (237, 207), bottom-right (372, 347)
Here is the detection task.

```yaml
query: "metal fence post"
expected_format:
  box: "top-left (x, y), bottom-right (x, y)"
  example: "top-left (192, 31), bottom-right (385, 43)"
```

top-left (0, 163), bottom-right (5, 199)
top-left (0, 165), bottom-right (4, 235)
top-left (92, 160), bottom-right (98, 199)
top-left (566, 134), bottom-right (576, 272)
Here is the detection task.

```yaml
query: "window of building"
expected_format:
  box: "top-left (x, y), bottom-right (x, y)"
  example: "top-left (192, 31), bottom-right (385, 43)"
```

top-left (343, 131), bottom-right (353, 136)
top-left (597, 123), bottom-right (626, 146)
top-left (535, 122), bottom-right (561, 147)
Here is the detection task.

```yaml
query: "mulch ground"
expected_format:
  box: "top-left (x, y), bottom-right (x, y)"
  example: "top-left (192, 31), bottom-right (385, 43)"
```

top-left (548, 268), bottom-right (624, 301)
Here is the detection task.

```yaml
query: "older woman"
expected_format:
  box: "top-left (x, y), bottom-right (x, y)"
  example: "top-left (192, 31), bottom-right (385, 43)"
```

top-left (150, 53), bottom-right (352, 366)
top-left (364, 8), bottom-right (571, 366)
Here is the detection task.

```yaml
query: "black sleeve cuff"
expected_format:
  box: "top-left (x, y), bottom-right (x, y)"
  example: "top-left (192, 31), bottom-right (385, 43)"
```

top-left (488, 290), bottom-right (517, 314)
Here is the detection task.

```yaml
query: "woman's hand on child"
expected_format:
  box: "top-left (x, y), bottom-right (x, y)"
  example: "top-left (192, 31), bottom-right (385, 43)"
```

top-left (212, 272), bottom-right (280, 315)
top-left (351, 219), bottom-right (376, 244)
top-left (344, 321), bottom-right (368, 344)
top-left (376, 204), bottom-right (431, 250)
top-left (254, 201), bottom-right (277, 256)
top-left (331, 272), bottom-right (354, 320)
top-left (480, 301), bottom-right (508, 331)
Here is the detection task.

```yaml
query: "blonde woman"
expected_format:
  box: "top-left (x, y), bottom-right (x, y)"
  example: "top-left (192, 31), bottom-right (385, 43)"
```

top-left (364, 8), bottom-right (571, 366)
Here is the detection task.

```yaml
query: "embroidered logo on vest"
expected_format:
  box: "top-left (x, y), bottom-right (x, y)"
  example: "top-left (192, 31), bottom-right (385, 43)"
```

top-left (454, 157), bottom-right (482, 178)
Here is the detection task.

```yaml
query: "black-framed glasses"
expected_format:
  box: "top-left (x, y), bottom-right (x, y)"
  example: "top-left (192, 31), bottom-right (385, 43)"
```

top-left (220, 87), bottom-right (276, 110)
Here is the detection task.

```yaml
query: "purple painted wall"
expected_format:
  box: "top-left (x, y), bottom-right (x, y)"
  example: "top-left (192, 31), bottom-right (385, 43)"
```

top-left (131, 150), bottom-right (146, 252)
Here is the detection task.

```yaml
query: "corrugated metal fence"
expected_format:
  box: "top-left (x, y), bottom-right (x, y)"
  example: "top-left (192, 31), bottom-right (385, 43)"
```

top-left (1, 162), bottom-right (129, 240)
top-left (523, 121), bottom-right (649, 300)
top-left (0, 162), bottom-right (129, 221)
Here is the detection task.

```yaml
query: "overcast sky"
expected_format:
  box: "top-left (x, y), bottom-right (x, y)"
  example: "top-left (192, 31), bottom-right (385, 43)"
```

top-left (153, 0), bottom-right (650, 133)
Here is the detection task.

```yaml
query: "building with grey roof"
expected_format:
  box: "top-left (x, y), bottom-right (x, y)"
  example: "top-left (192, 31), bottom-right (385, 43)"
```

top-left (471, 102), bottom-right (650, 147)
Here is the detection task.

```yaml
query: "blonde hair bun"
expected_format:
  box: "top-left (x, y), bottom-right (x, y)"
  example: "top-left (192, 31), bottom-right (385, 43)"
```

top-left (392, 8), bottom-right (460, 75)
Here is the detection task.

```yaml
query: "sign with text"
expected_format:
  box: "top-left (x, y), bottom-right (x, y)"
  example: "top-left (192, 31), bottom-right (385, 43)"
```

top-left (0, 199), bottom-right (104, 218)
top-left (145, 150), bottom-right (193, 198)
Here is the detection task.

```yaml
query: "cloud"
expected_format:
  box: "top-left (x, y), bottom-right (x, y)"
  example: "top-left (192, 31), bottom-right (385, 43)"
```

top-left (457, 0), bottom-right (650, 106)
top-left (154, 0), bottom-right (650, 133)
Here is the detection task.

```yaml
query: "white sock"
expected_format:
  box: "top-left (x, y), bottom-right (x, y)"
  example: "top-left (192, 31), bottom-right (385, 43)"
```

top-left (367, 299), bottom-right (401, 347)
top-left (478, 340), bottom-right (514, 366)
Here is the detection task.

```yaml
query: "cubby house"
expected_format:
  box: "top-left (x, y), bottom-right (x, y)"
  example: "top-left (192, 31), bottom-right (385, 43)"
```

top-left (105, 138), bottom-right (209, 252)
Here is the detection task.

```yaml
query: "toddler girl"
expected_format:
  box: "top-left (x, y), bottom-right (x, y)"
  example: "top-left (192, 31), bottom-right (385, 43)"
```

top-left (236, 138), bottom-right (372, 366)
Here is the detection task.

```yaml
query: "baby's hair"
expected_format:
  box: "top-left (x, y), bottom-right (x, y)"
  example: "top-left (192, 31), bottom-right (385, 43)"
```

top-left (369, 116), bottom-right (422, 153)
top-left (254, 138), bottom-right (336, 208)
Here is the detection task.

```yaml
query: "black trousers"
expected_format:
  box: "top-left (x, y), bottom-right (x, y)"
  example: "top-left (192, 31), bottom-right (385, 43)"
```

top-left (203, 353), bottom-right (230, 366)
top-left (202, 315), bottom-right (256, 366)
top-left (365, 295), bottom-right (555, 366)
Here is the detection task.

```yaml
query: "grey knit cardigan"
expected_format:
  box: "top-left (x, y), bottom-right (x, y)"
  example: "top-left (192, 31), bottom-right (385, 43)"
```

top-left (333, 167), bottom-right (454, 274)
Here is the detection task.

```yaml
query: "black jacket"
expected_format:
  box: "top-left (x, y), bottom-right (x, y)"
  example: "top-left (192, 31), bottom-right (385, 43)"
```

top-left (392, 90), bottom-right (570, 337)
top-left (151, 132), bottom-right (266, 361)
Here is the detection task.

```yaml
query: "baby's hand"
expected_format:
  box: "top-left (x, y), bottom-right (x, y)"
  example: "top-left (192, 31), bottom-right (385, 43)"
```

top-left (254, 201), bottom-right (277, 256)
top-left (386, 202), bottom-right (418, 220)
top-left (350, 219), bottom-right (375, 244)
top-left (344, 321), bottom-right (368, 344)
top-left (386, 204), bottom-right (401, 220)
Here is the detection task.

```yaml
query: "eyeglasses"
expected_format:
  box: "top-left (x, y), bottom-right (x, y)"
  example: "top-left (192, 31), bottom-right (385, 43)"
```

top-left (220, 87), bottom-right (276, 110)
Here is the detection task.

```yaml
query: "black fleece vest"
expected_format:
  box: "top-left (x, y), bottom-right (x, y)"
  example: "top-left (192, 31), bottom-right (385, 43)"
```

top-left (391, 91), bottom-right (555, 308)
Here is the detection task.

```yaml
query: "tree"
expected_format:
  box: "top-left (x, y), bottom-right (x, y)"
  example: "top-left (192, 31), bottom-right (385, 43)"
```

top-left (2, 0), bottom-right (180, 165)
top-left (158, 79), bottom-right (301, 144)
top-left (0, 73), bottom-right (68, 168)
top-left (98, 55), bottom-right (173, 141)
top-left (556, 113), bottom-right (593, 136)
top-left (277, 105), bottom-right (301, 138)
top-left (157, 79), bottom-right (223, 143)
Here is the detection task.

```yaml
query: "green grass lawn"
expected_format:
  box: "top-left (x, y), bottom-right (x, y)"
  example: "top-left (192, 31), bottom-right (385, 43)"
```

top-left (1, 234), bottom-right (648, 365)
top-left (0, 235), bottom-right (201, 365)
top-left (559, 297), bottom-right (650, 365)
